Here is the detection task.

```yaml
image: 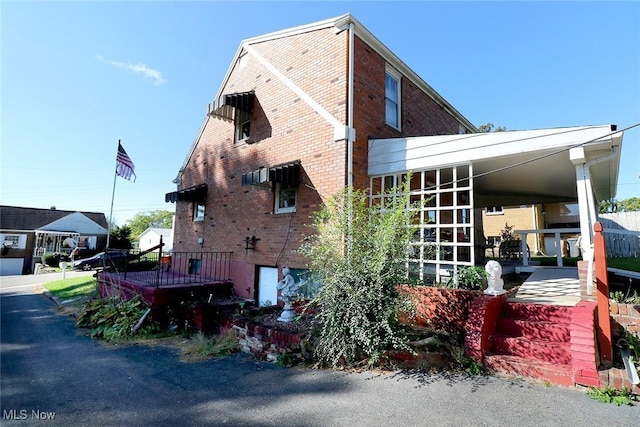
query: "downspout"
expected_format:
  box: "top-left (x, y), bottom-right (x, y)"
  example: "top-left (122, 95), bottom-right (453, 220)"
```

top-left (347, 22), bottom-right (355, 188)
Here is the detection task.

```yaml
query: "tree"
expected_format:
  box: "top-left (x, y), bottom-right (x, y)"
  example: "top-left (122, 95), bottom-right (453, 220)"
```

top-left (299, 177), bottom-right (421, 368)
top-left (478, 122), bottom-right (506, 133)
top-left (599, 197), bottom-right (640, 213)
top-left (619, 197), bottom-right (640, 212)
top-left (109, 225), bottom-right (133, 250)
top-left (125, 210), bottom-right (174, 240)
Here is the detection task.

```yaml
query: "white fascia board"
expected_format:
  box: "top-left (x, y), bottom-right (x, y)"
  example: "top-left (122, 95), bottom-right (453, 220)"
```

top-left (369, 125), bottom-right (617, 176)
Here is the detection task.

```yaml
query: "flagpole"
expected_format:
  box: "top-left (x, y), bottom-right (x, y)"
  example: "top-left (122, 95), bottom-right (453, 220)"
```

top-left (106, 139), bottom-right (121, 249)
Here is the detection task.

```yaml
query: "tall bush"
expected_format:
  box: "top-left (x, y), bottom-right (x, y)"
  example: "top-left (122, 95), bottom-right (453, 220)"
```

top-left (299, 177), bottom-right (419, 367)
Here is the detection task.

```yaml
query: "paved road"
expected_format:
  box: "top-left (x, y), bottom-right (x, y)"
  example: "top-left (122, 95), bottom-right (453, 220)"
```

top-left (1, 274), bottom-right (638, 426)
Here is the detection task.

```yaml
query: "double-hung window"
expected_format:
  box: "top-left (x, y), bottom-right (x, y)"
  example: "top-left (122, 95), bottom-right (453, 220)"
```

top-left (193, 202), bottom-right (206, 221)
top-left (275, 182), bottom-right (296, 214)
top-left (235, 109), bottom-right (251, 143)
top-left (385, 66), bottom-right (401, 129)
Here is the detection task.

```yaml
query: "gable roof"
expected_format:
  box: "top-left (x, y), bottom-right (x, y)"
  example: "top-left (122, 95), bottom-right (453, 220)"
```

top-left (173, 13), bottom-right (477, 184)
top-left (139, 228), bottom-right (173, 239)
top-left (0, 206), bottom-right (109, 234)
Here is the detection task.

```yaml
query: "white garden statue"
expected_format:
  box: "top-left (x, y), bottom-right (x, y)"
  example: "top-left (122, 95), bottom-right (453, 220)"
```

top-left (277, 267), bottom-right (300, 322)
top-left (484, 260), bottom-right (506, 296)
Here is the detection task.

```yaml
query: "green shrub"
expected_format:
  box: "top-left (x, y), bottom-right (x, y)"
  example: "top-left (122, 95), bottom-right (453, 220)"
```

top-left (76, 295), bottom-right (158, 340)
top-left (299, 177), bottom-right (421, 368)
top-left (42, 252), bottom-right (70, 267)
top-left (445, 266), bottom-right (487, 291)
top-left (587, 386), bottom-right (634, 406)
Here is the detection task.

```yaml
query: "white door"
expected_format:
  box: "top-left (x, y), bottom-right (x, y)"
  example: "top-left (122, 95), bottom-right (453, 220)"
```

top-left (258, 266), bottom-right (278, 307)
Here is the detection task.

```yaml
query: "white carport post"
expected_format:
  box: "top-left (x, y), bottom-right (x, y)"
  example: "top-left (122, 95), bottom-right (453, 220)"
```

top-left (570, 146), bottom-right (597, 295)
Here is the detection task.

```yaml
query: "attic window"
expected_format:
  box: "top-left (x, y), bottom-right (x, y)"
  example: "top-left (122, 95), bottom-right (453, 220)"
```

top-left (235, 108), bottom-right (251, 143)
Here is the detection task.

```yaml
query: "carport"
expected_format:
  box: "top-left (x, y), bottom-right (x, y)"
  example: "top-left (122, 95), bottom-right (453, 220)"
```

top-left (368, 124), bottom-right (623, 283)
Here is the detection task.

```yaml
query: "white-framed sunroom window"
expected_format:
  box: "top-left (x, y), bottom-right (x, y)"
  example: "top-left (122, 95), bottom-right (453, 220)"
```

top-left (385, 66), bottom-right (401, 129)
top-left (370, 164), bottom-right (474, 284)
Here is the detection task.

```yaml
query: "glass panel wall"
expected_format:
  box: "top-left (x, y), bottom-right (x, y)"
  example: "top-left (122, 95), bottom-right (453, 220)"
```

top-left (370, 164), bottom-right (474, 283)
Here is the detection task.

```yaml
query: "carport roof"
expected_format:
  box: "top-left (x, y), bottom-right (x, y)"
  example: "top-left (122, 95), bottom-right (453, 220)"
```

top-left (368, 125), bottom-right (623, 207)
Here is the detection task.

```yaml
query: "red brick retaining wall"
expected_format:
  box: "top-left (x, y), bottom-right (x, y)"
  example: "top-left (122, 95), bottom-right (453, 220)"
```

top-left (398, 286), bottom-right (482, 337)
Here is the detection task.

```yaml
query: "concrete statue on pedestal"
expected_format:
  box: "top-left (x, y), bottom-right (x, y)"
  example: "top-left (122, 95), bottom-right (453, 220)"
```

top-left (277, 267), bottom-right (300, 322)
top-left (484, 260), bottom-right (506, 296)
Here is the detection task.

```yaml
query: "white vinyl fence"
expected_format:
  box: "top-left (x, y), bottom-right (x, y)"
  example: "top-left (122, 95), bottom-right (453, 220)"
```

top-left (599, 212), bottom-right (640, 258)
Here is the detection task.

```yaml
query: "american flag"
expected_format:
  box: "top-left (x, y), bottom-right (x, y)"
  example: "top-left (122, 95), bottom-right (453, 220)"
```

top-left (116, 142), bottom-right (136, 181)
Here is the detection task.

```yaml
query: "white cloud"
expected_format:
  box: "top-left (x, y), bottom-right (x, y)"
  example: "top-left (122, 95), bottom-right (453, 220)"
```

top-left (96, 55), bottom-right (166, 86)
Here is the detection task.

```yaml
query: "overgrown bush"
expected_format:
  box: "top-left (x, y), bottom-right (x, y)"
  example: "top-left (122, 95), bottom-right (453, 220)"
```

top-left (42, 252), bottom-right (70, 267)
top-left (444, 266), bottom-right (487, 291)
top-left (76, 295), bottom-right (159, 340)
top-left (299, 177), bottom-right (420, 368)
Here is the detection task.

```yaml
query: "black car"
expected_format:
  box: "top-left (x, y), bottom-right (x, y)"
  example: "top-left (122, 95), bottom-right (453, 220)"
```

top-left (72, 251), bottom-right (128, 271)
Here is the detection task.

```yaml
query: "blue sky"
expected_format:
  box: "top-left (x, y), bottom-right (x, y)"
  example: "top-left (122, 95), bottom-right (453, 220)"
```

top-left (2, 1), bottom-right (639, 225)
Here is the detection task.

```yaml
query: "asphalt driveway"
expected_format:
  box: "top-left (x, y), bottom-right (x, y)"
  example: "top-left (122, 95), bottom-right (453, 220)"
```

top-left (1, 274), bottom-right (638, 426)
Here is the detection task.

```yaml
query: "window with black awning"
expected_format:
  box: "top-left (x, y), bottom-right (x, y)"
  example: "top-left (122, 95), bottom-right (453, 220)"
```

top-left (165, 184), bottom-right (207, 203)
top-left (241, 161), bottom-right (300, 187)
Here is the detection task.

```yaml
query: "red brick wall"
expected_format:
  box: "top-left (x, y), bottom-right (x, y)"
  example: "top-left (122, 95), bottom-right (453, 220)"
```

top-left (173, 27), bottom-right (349, 297)
top-left (610, 302), bottom-right (640, 335)
top-left (174, 26), bottom-right (470, 298)
top-left (399, 285), bottom-right (481, 337)
top-left (351, 36), bottom-right (462, 189)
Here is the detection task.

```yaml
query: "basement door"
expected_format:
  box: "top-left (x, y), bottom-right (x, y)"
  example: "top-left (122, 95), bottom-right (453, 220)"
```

top-left (257, 266), bottom-right (278, 307)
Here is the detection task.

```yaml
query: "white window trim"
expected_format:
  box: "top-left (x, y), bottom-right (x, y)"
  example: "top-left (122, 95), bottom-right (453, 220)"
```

top-left (385, 65), bottom-right (402, 130)
top-left (1, 234), bottom-right (27, 249)
top-left (275, 182), bottom-right (296, 214)
top-left (193, 202), bottom-right (206, 222)
top-left (485, 206), bottom-right (504, 215)
top-left (235, 109), bottom-right (251, 143)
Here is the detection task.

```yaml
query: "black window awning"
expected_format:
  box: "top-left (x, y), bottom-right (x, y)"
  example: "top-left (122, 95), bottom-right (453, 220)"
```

top-left (241, 161), bottom-right (300, 187)
top-left (208, 91), bottom-right (255, 121)
top-left (165, 184), bottom-right (207, 203)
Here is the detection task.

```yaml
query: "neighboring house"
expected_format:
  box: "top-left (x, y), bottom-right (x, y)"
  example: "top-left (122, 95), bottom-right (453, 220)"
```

top-left (0, 206), bottom-right (108, 275)
top-left (166, 14), bottom-right (623, 300)
top-left (139, 228), bottom-right (173, 253)
top-left (482, 202), bottom-right (581, 257)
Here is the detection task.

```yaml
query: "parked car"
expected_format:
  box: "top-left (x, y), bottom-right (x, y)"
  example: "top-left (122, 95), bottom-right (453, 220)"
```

top-left (72, 251), bottom-right (128, 271)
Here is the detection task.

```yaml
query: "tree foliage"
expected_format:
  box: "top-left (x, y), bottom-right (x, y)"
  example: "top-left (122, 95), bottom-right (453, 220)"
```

top-left (125, 210), bottom-right (174, 240)
top-left (477, 122), bottom-right (506, 133)
top-left (598, 197), bottom-right (640, 213)
top-left (299, 178), bottom-right (419, 368)
top-left (109, 225), bottom-right (133, 250)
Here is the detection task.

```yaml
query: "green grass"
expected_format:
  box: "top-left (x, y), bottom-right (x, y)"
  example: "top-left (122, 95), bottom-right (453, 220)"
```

top-left (44, 276), bottom-right (97, 299)
top-left (607, 258), bottom-right (640, 273)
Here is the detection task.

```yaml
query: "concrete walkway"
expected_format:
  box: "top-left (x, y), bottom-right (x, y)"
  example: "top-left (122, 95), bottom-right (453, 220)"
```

top-left (510, 267), bottom-right (581, 306)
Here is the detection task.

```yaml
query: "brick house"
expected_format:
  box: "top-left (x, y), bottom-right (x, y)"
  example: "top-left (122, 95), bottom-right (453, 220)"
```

top-left (166, 14), bottom-right (477, 304)
top-left (482, 202), bottom-right (581, 258)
